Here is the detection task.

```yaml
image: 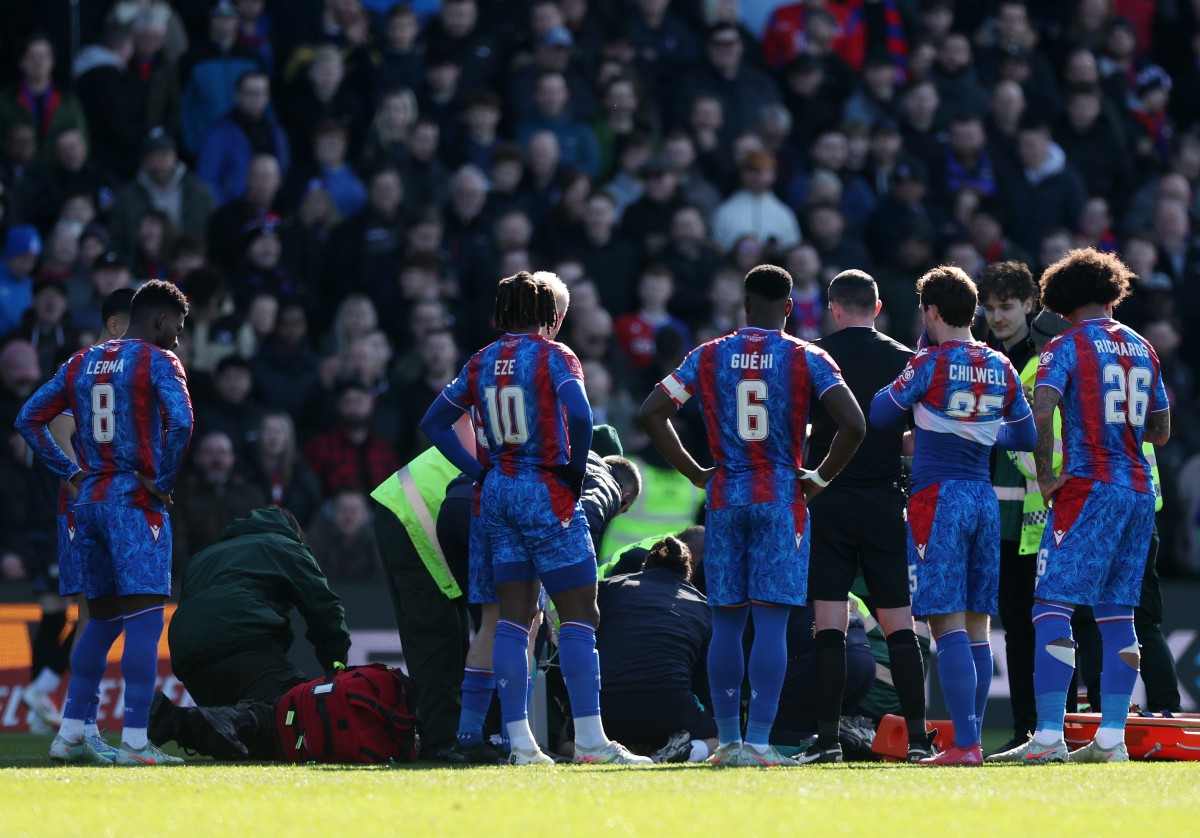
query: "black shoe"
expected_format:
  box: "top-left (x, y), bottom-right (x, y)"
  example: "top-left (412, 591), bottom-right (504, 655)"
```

top-left (795, 742), bottom-right (843, 764)
top-left (984, 732), bottom-right (1031, 759)
top-left (906, 728), bottom-right (939, 763)
top-left (650, 730), bottom-right (692, 764)
top-left (147, 691), bottom-right (178, 747)
top-left (447, 741), bottom-right (504, 765)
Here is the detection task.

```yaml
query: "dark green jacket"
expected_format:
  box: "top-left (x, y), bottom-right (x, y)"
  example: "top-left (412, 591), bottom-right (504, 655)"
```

top-left (169, 508), bottom-right (350, 677)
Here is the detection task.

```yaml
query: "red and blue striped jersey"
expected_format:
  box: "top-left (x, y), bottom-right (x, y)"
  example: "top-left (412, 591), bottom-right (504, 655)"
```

top-left (659, 327), bottom-right (844, 509)
top-left (441, 333), bottom-right (583, 479)
top-left (16, 339), bottom-right (194, 512)
top-left (1036, 318), bottom-right (1168, 495)
top-left (883, 339), bottom-right (1029, 492)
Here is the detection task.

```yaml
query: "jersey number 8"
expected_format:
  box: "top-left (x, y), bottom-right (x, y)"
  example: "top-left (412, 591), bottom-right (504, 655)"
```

top-left (1102, 364), bottom-right (1151, 427)
top-left (92, 383), bottom-right (115, 443)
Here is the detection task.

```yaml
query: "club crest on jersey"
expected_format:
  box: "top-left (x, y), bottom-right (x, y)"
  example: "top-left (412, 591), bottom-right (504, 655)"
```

top-left (901, 365), bottom-right (915, 382)
top-left (1040, 352), bottom-right (1054, 366)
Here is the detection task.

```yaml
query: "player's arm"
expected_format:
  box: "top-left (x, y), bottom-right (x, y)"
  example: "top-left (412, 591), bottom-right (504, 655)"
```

top-left (637, 387), bottom-right (712, 489)
top-left (48, 414), bottom-right (78, 466)
top-left (14, 367), bottom-right (80, 484)
top-left (1033, 384), bottom-right (1069, 503)
top-left (282, 543), bottom-right (352, 669)
top-left (1144, 408), bottom-right (1170, 446)
top-left (421, 393), bottom-right (484, 480)
top-left (802, 384), bottom-right (865, 497)
top-left (553, 378), bottom-right (593, 496)
top-left (995, 375), bottom-right (1036, 451)
top-left (151, 352), bottom-right (195, 500)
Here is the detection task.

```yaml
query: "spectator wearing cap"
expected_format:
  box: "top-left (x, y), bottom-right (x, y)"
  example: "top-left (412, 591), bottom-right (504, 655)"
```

top-left (48, 129), bottom-right (120, 226)
top-left (127, 5), bottom-right (184, 139)
top-left (998, 115), bottom-right (1087, 257)
top-left (712, 149), bottom-right (801, 254)
top-left (0, 34), bottom-right (89, 170)
top-left (865, 162), bottom-right (949, 265)
top-left (68, 250), bottom-right (131, 333)
top-left (302, 380), bottom-right (399, 499)
top-left (230, 213), bottom-right (301, 307)
top-left (109, 127), bottom-right (215, 259)
top-left (72, 23), bottom-right (141, 180)
top-left (1131, 65), bottom-right (1174, 171)
top-left (622, 155), bottom-right (686, 259)
top-left (676, 22), bottom-right (782, 143)
top-left (1053, 85), bottom-right (1134, 212)
top-left (0, 225), bottom-right (42, 335)
top-left (197, 70), bottom-right (290, 207)
top-left (843, 50), bottom-right (903, 131)
top-left (179, 1), bottom-right (263, 156)
top-left (6, 277), bottom-right (77, 378)
top-left (515, 69), bottom-right (600, 179)
top-left (507, 25), bottom-right (597, 126)
top-left (207, 153), bottom-right (282, 273)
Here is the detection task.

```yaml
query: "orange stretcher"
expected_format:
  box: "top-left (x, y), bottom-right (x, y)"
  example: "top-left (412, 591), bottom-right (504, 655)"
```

top-left (1064, 713), bottom-right (1200, 760)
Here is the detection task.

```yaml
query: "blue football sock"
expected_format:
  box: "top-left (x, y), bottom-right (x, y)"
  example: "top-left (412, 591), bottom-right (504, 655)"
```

top-left (970, 640), bottom-right (993, 743)
top-left (62, 616), bottom-right (123, 729)
top-left (1095, 603), bottom-right (1138, 740)
top-left (934, 629), bottom-right (978, 748)
top-left (493, 620), bottom-right (531, 725)
top-left (1032, 600), bottom-right (1075, 742)
top-left (558, 622), bottom-right (601, 720)
top-left (744, 604), bottom-right (790, 749)
top-left (457, 668), bottom-right (494, 747)
top-left (708, 605), bottom-right (750, 745)
top-left (120, 606), bottom-right (164, 734)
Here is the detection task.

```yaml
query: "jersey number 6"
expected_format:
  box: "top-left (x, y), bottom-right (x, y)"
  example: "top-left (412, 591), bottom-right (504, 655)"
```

top-left (736, 380), bottom-right (769, 441)
top-left (1102, 364), bottom-right (1151, 427)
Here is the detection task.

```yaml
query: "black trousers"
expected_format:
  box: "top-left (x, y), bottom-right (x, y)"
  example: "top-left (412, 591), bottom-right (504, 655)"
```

top-left (997, 539), bottom-right (1037, 737)
top-left (374, 502), bottom-right (470, 750)
top-left (1074, 529), bottom-right (1182, 713)
top-left (181, 646), bottom-right (308, 707)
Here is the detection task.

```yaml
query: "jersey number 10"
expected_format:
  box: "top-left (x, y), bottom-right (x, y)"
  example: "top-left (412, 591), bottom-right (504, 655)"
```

top-left (1102, 364), bottom-right (1151, 427)
top-left (483, 385), bottom-right (530, 445)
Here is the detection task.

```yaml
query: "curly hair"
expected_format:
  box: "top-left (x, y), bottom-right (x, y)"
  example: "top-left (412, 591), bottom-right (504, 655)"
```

top-left (642, 535), bottom-right (692, 582)
top-left (976, 260), bottom-right (1036, 303)
top-left (1039, 248), bottom-right (1135, 316)
top-left (494, 271), bottom-right (559, 332)
top-left (130, 278), bottom-right (189, 322)
top-left (916, 265), bottom-right (978, 328)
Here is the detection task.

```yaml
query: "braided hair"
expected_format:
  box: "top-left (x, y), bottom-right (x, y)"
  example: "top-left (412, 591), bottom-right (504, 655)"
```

top-left (494, 271), bottom-right (560, 332)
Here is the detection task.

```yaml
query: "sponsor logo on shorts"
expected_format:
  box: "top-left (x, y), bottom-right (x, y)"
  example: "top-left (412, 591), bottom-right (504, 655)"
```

top-left (795, 531), bottom-right (804, 549)
top-left (1053, 529), bottom-right (1066, 545)
top-left (149, 524), bottom-right (161, 542)
top-left (915, 543), bottom-right (927, 560)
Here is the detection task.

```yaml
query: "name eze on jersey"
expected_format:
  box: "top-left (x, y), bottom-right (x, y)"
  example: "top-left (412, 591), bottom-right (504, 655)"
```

top-left (948, 364), bottom-right (1005, 385)
top-left (84, 358), bottom-right (126, 376)
top-left (494, 359), bottom-right (516, 376)
top-left (1092, 339), bottom-right (1149, 358)
top-left (730, 353), bottom-right (774, 370)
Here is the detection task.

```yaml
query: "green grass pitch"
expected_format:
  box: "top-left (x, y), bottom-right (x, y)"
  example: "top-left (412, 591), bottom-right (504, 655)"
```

top-left (1, 734), bottom-right (1197, 837)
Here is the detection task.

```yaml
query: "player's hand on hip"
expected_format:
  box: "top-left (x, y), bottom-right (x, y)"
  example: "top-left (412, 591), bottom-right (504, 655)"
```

top-left (1039, 473), bottom-right (1072, 507)
top-left (690, 466), bottom-right (715, 490)
top-left (795, 467), bottom-right (829, 501)
top-left (136, 471), bottom-right (175, 511)
top-left (64, 470), bottom-right (84, 500)
top-left (549, 464), bottom-right (585, 499)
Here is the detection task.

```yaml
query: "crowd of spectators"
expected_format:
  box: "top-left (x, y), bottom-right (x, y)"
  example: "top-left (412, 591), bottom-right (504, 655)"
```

top-left (1, 0), bottom-right (1199, 581)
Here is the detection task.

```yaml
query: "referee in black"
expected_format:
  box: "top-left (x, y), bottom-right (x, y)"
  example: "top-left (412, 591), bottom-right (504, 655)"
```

top-left (798, 269), bottom-right (930, 763)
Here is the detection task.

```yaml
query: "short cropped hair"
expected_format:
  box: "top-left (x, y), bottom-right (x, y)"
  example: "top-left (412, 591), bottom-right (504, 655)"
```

top-left (130, 279), bottom-right (189, 322)
top-left (976, 260), bottom-right (1036, 303)
top-left (1039, 248), bottom-right (1134, 316)
top-left (917, 265), bottom-right (977, 328)
top-left (101, 287), bottom-right (135, 323)
top-left (827, 269), bottom-right (878, 312)
top-left (603, 454), bottom-right (642, 504)
top-left (744, 264), bottom-right (792, 301)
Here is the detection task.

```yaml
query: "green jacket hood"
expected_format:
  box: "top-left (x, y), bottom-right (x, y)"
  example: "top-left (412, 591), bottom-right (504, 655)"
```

top-left (219, 507), bottom-right (302, 543)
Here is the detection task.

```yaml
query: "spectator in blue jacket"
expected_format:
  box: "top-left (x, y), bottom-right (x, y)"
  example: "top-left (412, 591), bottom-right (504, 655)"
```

top-left (197, 70), bottom-right (290, 207)
top-left (180, 1), bottom-right (263, 155)
top-left (0, 225), bottom-right (41, 335)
